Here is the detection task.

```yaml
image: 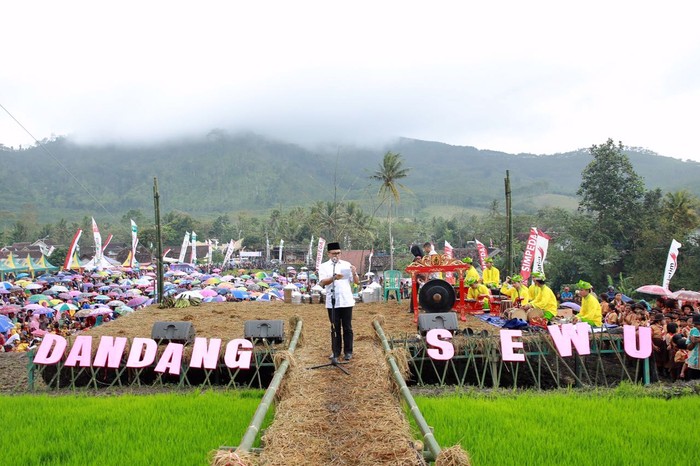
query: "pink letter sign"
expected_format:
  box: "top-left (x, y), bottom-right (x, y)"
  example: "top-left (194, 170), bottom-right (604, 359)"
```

top-left (64, 335), bottom-right (93, 367)
top-left (33, 334), bottom-right (67, 365)
top-left (500, 329), bottom-right (525, 362)
top-left (126, 338), bottom-right (158, 368)
top-left (425, 329), bottom-right (455, 361)
top-left (93, 336), bottom-right (128, 369)
top-left (190, 337), bottom-right (222, 370)
top-left (154, 343), bottom-right (184, 375)
top-left (224, 338), bottom-right (254, 369)
top-left (547, 323), bottom-right (591, 357)
top-left (623, 325), bottom-right (652, 359)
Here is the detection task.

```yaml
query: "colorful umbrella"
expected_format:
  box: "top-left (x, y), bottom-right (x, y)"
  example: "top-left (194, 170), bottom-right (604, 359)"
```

top-left (671, 290), bottom-right (700, 301)
top-left (127, 296), bottom-right (149, 307)
top-left (635, 285), bottom-right (672, 297)
top-left (28, 294), bottom-right (50, 303)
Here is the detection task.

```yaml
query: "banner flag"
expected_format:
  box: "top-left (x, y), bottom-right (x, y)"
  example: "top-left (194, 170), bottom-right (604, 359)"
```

top-left (444, 241), bottom-right (455, 284)
top-left (308, 236), bottom-right (314, 265)
top-left (315, 238), bottom-right (326, 271)
top-left (278, 240), bottom-right (284, 262)
top-left (91, 218), bottom-right (103, 263)
top-left (64, 229), bottom-right (83, 270)
top-left (475, 238), bottom-right (489, 271)
top-left (532, 230), bottom-right (551, 276)
top-left (662, 239), bottom-right (682, 289)
top-left (221, 240), bottom-right (233, 267)
top-left (231, 238), bottom-right (244, 251)
top-left (178, 232), bottom-right (189, 263)
top-left (130, 220), bottom-right (138, 268)
top-left (163, 248), bottom-right (172, 259)
top-left (101, 234), bottom-right (113, 253)
top-left (519, 227), bottom-right (539, 284)
top-left (368, 248), bottom-right (374, 275)
top-left (190, 232), bottom-right (197, 264)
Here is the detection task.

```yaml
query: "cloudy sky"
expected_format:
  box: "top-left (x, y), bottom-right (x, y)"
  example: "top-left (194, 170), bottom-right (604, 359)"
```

top-left (2, 1), bottom-right (700, 161)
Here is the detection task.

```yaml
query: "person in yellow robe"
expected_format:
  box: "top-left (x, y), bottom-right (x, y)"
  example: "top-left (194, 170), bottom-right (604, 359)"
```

top-left (500, 275), bottom-right (530, 307)
top-left (528, 272), bottom-right (544, 301)
top-left (524, 274), bottom-right (558, 320)
top-left (574, 280), bottom-right (602, 327)
top-left (482, 257), bottom-right (500, 288)
top-left (462, 257), bottom-right (480, 284)
top-left (466, 278), bottom-right (490, 307)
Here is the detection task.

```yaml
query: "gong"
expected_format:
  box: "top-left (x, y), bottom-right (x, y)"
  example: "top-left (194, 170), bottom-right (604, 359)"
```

top-left (419, 279), bottom-right (456, 313)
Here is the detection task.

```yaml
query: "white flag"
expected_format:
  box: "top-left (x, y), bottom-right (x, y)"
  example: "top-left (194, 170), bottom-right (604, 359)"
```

top-left (532, 230), bottom-right (551, 276)
top-left (190, 232), bottom-right (197, 263)
top-left (316, 238), bottom-right (326, 271)
top-left (178, 232), bottom-right (190, 263)
top-left (130, 220), bottom-right (138, 268)
top-left (91, 218), bottom-right (102, 263)
top-left (662, 239), bottom-right (682, 289)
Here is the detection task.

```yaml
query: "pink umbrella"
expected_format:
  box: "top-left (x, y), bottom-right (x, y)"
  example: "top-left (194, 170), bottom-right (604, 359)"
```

top-left (24, 303), bottom-right (47, 311)
top-left (200, 289), bottom-right (218, 297)
top-left (635, 285), bottom-right (672, 297)
top-left (31, 329), bottom-right (47, 337)
top-left (0, 305), bottom-right (21, 315)
top-left (127, 296), bottom-right (149, 307)
top-left (671, 290), bottom-right (700, 301)
top-left (68, 290), bottom-right (82, 297)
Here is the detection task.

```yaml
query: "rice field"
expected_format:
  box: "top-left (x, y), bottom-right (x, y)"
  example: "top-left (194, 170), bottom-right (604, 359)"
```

top-left (0, 389), bottom-right (268, 466)
top-left (412, 383), bottom-right (700, 466)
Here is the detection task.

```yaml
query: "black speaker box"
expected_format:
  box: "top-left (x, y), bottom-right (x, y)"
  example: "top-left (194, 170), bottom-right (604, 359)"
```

top-left (151, 321), bottom-right (196, 345)
top-left (417, 312), bottom-right (459, 336)
top-left (244, 320), bottom-right (285, 343)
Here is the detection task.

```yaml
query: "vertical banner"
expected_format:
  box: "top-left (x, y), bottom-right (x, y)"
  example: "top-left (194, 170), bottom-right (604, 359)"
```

top-left (130, 220), bottom-right (138, 268)
top-left (190, 232), bottom-right (197, 264)
top-left (444, 241), bottom-right (454, 285)
top-left (532, 230), bottom-right (551, 276)
top-left (91, 218), bottom-right (103, 263)
top-left (368, 248), bottom-right (374, 275)
top-left (178, 232), bottom-right (190, 263)
top-left (662, 239), bottom-right (682, 289)
top-left (315, 237), bottom-right (326, 271)
top-left (64, 229), bottom-right (82, 270)
top-left (206, 240), bottom-right (213, 265)
top-left (266, 234), bottom-right (270, 263)
top-left (475, 238), bottom-right (489, 271)
top-left (307, 235), bottom-right (314, 266)
top-left (222, 240), bottom-right (234, 268)
top-left (101, 234), bottom-right (113, 253)
top-left (519, 227), bottom-right (539, 284)
top-left (163, 248), bottom-right (172, 259)
top-left (278, 240), bottom-right (284, 263)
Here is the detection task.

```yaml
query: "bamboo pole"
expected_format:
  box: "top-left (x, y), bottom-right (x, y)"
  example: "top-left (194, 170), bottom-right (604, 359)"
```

top-left (373, 320), bottom-right (441, 460)
top-left (236, 319), bottom-right (303, 452)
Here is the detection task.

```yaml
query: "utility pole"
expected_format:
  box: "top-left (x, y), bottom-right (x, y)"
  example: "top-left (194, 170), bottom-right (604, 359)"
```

top-left (504, 171), bottom-right (514, 276)
top-left (153, 177), bottom-right (164, 304)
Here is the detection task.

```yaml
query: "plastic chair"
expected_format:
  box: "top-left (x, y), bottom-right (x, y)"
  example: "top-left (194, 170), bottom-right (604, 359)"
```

top-left (382, 270), bottom-right (402, 303)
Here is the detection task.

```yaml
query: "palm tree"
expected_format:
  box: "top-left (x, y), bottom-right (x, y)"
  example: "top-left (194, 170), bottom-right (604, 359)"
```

top-left (370, 151), bottom-right (410, 269)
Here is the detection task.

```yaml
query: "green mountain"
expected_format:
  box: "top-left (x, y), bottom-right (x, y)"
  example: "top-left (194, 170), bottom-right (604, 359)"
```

top-left (2, 133), bottom-right (699, 225)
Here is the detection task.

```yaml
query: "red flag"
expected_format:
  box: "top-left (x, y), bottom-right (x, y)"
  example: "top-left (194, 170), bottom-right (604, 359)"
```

top-left (63, 229), bottom-right (82, 270)
top-left (519, 227), bottom-right (538, 283)
top-left (475, 238), bottom-right (488, 270)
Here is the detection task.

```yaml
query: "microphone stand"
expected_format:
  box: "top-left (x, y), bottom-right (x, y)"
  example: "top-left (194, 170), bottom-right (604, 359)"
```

top-left (308, 258), bottom-right (350, 375)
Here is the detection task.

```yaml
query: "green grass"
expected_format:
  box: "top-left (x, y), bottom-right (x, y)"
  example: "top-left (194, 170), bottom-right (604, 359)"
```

top-left (0, 389), bottom-right (269, 466)
top-left (411, 385), bottom-right (700, 465)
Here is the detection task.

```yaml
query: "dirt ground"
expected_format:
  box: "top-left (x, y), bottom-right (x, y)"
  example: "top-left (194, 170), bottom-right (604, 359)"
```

top-left (1, 300), bottom-right (486, 465)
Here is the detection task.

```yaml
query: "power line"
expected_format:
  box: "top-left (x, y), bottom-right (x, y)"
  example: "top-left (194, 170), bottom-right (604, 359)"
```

top-left (0, 102), bottom-right (117, 222)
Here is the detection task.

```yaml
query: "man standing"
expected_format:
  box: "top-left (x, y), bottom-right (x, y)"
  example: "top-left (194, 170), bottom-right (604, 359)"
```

top-left (318, 242), bottom-right (360, 361)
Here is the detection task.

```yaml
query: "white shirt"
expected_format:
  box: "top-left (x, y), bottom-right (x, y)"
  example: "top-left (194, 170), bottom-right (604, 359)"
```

top-left (318, 259), bottom-right (356, 308)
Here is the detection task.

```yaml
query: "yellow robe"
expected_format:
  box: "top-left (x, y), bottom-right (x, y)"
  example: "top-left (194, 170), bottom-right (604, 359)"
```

top-left (500, 284), bottom-right (530, 306)
top-left (483, 266), bottom-right (500, 286)
top-left (464, 266), bottom-right (480, 283)
top-left (467, 284), bottom-right (490, 300)
top-left (578, 293), bottom-right (602, 327)
top-left (530, 284), bottom-right (558, 316)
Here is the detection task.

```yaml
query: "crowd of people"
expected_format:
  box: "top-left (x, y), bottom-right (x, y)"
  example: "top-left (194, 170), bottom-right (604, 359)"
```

top-left (0, 264), bottom-right (322, 354)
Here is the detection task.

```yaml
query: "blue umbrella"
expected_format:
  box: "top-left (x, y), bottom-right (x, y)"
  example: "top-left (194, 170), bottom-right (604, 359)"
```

top-left (231, 289), bottom-right (249, 300)
top-left (0, 315), bottom-right (14, 333)
top-left (16, 273), bottom-right (30, 279)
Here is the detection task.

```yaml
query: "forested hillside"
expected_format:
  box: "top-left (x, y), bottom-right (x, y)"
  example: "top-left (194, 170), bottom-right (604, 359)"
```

top-left (1, 132), bottom-right (699, 225)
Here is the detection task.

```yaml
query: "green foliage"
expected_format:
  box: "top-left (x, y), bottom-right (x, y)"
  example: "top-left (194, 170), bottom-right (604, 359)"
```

top-left (0, 390), bottom-right (269, 466)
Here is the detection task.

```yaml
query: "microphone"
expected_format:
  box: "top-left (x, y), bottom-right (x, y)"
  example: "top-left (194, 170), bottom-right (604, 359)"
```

top-left (331, 257), bottom-right (338, 264)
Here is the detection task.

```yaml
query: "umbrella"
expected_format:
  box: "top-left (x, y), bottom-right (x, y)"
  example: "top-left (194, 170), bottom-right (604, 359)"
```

top-left (53, 303), bottom-right (79, 312)
top-left (74, 309), bottom-right (92, 318)
top-left (200, 289), bottom-right (218, 297)
top-left (671, 290), bottom-right (700, 301)
top-left (0, 281), bottom-right (12, 290)
top-left (107, 300), bottom-right (126, 307)
top-left (0, 315), bottom-right (14, 332)
top-left (0, 304), bottom-right (21, 315)
top-left (31, 329), bottom-right (48, 337)
top-left (560, 302), bottom-right (581, 311)
top-left (114, 306), bottom-right (134, 315)
top-left (16, 273), bottom-right (30, 279)
top-left (94, 295), bottom-right (111, 301)
top-left (240, 274), bottom-right (251, 279)
top-left (176, 290), bottom-right (203, 300)
top-left (90, 308), bottom-right (113, 316)
top-left (0, 288), bottom-right (8, 295)
top-left (25, 283), bottom-right (43, 290)
top-left (28, 294), bottom-right (50, 303)
top-left (231, 289), bottom-right (249, 300)
top-left (257, 281), bottom-right (270, 288)
top-left (127, 296), bottom-right (149, 307)
top-left (203, 277), bottom-right (221, 285)
top-left (635, 285), bottom-right (672, 297)
top-left (204, 295), bottom-right (225, 303)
